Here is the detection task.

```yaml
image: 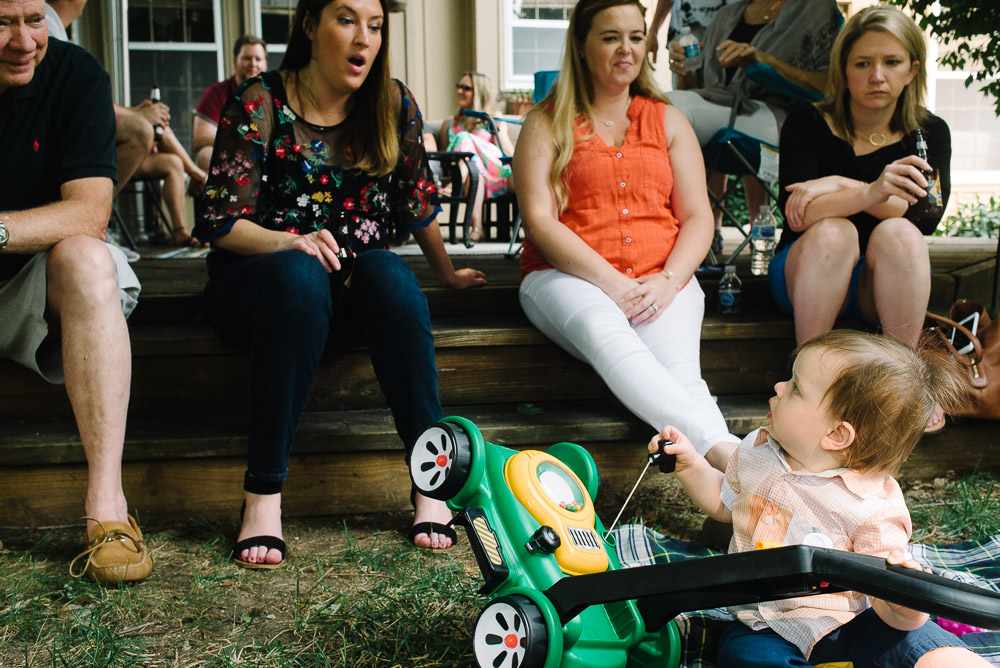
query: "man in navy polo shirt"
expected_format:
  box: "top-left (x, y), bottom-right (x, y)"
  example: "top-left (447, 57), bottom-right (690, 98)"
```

top-left (0, 0), bottom-right (152, 583)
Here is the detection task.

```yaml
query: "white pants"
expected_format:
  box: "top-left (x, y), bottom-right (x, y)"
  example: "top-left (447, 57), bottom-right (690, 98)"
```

top-left (520, 269), bottom-right (739, 455)
top-left (667, 89), bottom-right (779, 147)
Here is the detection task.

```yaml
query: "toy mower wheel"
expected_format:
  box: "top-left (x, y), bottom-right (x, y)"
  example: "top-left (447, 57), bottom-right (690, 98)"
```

top-left (409, 422), bottom-right (473, 501)
top-left (473, 595), bottom-right (548, 668)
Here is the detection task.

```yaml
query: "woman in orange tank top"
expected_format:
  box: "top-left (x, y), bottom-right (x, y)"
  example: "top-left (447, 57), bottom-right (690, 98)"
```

top-left (515, 0), bottom-right (739, 471)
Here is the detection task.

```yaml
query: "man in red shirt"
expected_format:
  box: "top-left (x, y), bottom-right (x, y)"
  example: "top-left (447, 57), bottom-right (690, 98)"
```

top-left (193, 35), bottom-right (267, 170)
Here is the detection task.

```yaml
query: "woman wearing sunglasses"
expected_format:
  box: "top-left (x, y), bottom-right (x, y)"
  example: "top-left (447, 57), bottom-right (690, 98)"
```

top-left (439, 72), bottom-right (515, 244)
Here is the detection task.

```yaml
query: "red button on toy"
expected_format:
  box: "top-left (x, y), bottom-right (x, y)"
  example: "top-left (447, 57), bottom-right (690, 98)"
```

top-left (436, 455), bottom-right (448, 467)
top-left (504, 634), bottom-right (518, 648)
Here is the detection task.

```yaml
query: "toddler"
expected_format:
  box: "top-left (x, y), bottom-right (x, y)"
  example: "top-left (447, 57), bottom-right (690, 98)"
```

top-left (649, 330), bottom-right (989, 667)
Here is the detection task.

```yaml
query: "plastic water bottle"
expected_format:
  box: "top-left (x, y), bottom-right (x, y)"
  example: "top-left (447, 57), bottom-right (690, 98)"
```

top-left (749, 205), bottom-right (777, 276)
top-left (718, 265), bottom-right (742, 315)
top-left (677, 26), bottom-right (703, 71)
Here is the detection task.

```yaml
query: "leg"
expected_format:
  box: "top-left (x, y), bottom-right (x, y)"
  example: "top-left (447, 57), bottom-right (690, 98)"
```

top-left (520, 270), bottom-right (738, 466)
top-left (742, 176), bottom-right (771, 221)
top-left (716, 621), bottom-right (811, 667)
top-left (158, 125), bottom-right (208, 195)
top-left (204, 251), bottom-right (335, 564)
top-left (781, 218), bottom-right (860, 345)
top-left (857, 218), bottom-right (935, 427)
top-left (46, 238), bottom-right (131, 530)
top-left (195, 146), bottom-right (214, 173)
top-left (113, 109), bottom-right (155, 198)
top-left (857, 218), bottom-right (931, 347)
top-left (470, 173), bottom-right (486, 243)
top-left (810, 608), bottom-right (986, 668)
top-left (347, 250), bottom-right (453, 548)
top-left (916, 647), bottom-right (994, 667)
top-left (135, 152), bottom-right (198, 246)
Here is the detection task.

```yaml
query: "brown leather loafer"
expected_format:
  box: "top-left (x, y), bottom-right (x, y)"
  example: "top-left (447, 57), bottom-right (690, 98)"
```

top-left (70, 515), bottom-right (153, 584)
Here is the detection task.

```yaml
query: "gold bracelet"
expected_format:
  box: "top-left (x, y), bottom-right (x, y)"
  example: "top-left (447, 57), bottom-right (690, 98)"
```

top-left (661, 270), bottom-right (673, 280)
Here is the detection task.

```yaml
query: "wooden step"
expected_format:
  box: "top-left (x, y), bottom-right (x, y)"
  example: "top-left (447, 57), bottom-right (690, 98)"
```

top-left (2, 398), bottom-right (996, 526)
top-left (0, 314), bottom-right (797, 421)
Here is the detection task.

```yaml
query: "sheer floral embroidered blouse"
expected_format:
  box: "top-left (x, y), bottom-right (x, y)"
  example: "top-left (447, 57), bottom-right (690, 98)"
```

top-left (193, 70), bottom-right (439, 251)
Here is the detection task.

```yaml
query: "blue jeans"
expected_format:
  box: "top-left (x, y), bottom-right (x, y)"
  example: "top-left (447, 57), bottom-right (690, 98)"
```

top-left (204, 249), bottom-right (441, 493)
top-left (717, 608), bottom-right (968, 667)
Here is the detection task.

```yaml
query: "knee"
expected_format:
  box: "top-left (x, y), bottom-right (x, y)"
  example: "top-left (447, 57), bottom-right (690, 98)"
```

top-left (46, 237), bottom-right (117, 305)
top-left (354, 251), bottom-right (427, 320)
top-left (163, 153), bottom-right (184, 176)
top-left (117, 116), bottom-right (155, 155)
top-left (260, 251), bottom-right (332, 312)
top-left (802, 218), bottom-right (859, 255)
top-left (869, 218), bottom-right (928, 262)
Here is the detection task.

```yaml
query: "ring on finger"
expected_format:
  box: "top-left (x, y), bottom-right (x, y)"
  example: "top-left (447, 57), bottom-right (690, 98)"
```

top-left (651, 303), bottom-right (659, 313)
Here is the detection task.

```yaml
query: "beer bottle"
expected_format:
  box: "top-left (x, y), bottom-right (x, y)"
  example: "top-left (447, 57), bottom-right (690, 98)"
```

top-left (907, 128), bottom-right (943, 224)
top-left (149, 86), bottom-right (165, 143)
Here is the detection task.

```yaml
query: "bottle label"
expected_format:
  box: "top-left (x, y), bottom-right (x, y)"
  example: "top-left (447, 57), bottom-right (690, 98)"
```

top-left (752, 225), bottom-right (775, 239)
top-left (927, 176), bottom-right (942, 207)
top-left (719, 290), bottom-right (739, 306)
top-left (683, 43), bottom-right (701, 58)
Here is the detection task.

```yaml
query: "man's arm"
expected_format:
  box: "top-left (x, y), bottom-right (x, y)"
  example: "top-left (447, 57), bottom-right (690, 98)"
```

top-left (2, 177), bottom-right (113, 254)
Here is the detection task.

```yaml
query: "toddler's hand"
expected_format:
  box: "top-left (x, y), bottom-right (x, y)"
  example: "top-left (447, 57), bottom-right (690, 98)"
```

top-left (647, 426), bottom-right (701, 474)
top-left (886, 549), bottom-right (930, 574)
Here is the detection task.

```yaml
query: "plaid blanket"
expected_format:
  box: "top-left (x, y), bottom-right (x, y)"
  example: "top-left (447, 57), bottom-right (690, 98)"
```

top-left (612, 524), bottom-right (1000, 666)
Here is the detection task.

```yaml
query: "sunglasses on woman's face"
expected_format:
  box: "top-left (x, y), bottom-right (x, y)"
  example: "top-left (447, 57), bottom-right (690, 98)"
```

top-left (456, 83), bottom-right (474, 92)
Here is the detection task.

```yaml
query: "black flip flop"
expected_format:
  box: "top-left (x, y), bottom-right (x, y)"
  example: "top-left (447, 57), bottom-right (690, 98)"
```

top-left (233, 535), bottom-right (286, 570)
top-left (408, 522), bottom-right (459, 549)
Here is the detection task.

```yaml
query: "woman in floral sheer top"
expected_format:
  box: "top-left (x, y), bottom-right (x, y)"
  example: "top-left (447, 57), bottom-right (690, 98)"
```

top-left (194, 0), bottom-right (484, 569)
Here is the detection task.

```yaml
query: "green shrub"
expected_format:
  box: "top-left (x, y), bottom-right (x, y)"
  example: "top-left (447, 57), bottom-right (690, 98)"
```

top-left (935, 195), bottom-right (1000, 238)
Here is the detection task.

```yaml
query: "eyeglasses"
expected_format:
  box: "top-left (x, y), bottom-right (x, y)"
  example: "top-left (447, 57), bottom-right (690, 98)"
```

top-left (455, 83), bottom-right (474, 92)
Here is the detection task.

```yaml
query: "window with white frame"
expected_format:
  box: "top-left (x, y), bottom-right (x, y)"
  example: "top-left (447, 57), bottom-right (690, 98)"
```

top-left (933, 72), bottom-right (1000, 173)
top-left (259, 0), bottom-right (295, 71)
top-left (125, 0), bottom-right (223, 154)
top-left (504, 0), bottom-right (570, 90)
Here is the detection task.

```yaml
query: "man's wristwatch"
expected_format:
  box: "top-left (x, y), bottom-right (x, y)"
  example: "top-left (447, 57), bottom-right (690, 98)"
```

top-left (0, 219), bottom-right (8, 252)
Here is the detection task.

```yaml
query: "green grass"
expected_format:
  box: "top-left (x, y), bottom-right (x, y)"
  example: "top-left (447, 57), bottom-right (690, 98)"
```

top-left (2, 473), bottom-right (998, 667)
top-left (0, 516), bottom-right (482, 667)
top-left (908, 471), bottom-right (1000, 543)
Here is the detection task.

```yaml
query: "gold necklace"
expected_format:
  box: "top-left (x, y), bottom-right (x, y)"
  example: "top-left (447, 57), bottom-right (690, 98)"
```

top-left (758, 0), bottom-right (784, 21)
top-left (595, 98), bottom-right (631, 128)
top-left (868, 132), bottom-right (887, 147)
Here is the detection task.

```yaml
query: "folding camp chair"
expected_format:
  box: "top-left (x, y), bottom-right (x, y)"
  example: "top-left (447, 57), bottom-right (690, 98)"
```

top-left (702, 62), bottom-right (827, 266)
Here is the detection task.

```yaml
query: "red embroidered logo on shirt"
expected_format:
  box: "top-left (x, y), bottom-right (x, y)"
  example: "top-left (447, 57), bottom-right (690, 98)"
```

top-left (33, 138), bottom-right (39, 152)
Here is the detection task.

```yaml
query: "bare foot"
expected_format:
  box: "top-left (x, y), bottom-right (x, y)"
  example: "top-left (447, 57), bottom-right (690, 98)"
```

top-left (172, 227), bottom-right (203, 248)
top-left (925, 404), bottom-right (946, 433)
top-left (237, 492), bottom-right (284, 565)
top-left (411, 493), bottom-right (454, 550)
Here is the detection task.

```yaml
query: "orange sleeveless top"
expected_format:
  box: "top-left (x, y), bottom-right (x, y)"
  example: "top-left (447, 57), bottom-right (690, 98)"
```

top-left (520, 95), bottom-right (680, 279)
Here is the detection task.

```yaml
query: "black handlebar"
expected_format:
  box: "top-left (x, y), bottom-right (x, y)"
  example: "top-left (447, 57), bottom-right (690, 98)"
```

top-left (544, 545), bottom-right (1000, 630)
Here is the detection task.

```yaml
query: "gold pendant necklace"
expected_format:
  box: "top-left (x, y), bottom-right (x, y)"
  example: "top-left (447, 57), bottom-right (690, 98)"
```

top-left (760, 0), bottom-right (783, 21)
top-left (868, 132), bottom-right (887, 147)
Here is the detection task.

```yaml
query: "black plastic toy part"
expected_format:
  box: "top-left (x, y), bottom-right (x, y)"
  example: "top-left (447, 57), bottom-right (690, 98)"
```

top-left (544, 544), bottom-right (1000, 629)
top-left (525, 526), bottom-right (561, 555)
top-left (452, 507), bottom-right (511, 595)
top-left (650, 439), bottom-right (676, 474)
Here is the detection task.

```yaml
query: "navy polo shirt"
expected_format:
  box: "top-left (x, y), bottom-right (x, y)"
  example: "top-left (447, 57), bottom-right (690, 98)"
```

top-left (0, 38), bottom-right (117, 279)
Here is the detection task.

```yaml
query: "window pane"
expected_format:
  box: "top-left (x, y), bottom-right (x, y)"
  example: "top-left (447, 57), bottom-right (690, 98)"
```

top-left (511, 25), bottom-right (565, 77)
top-left (129, 0), bottom-right (214, 43)
top-left (129, 7), bottom-right (152, 41)
top-left (266, 50), bottom-right (284, 71)
top-left (262, 14), bottom-right (291, 46)
top-left (152, 7), bottom-right (184, 41)
top-left (934, 78), bottom-right (1000, 171)
top-left (129, 50), bottom-right (218, 154)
